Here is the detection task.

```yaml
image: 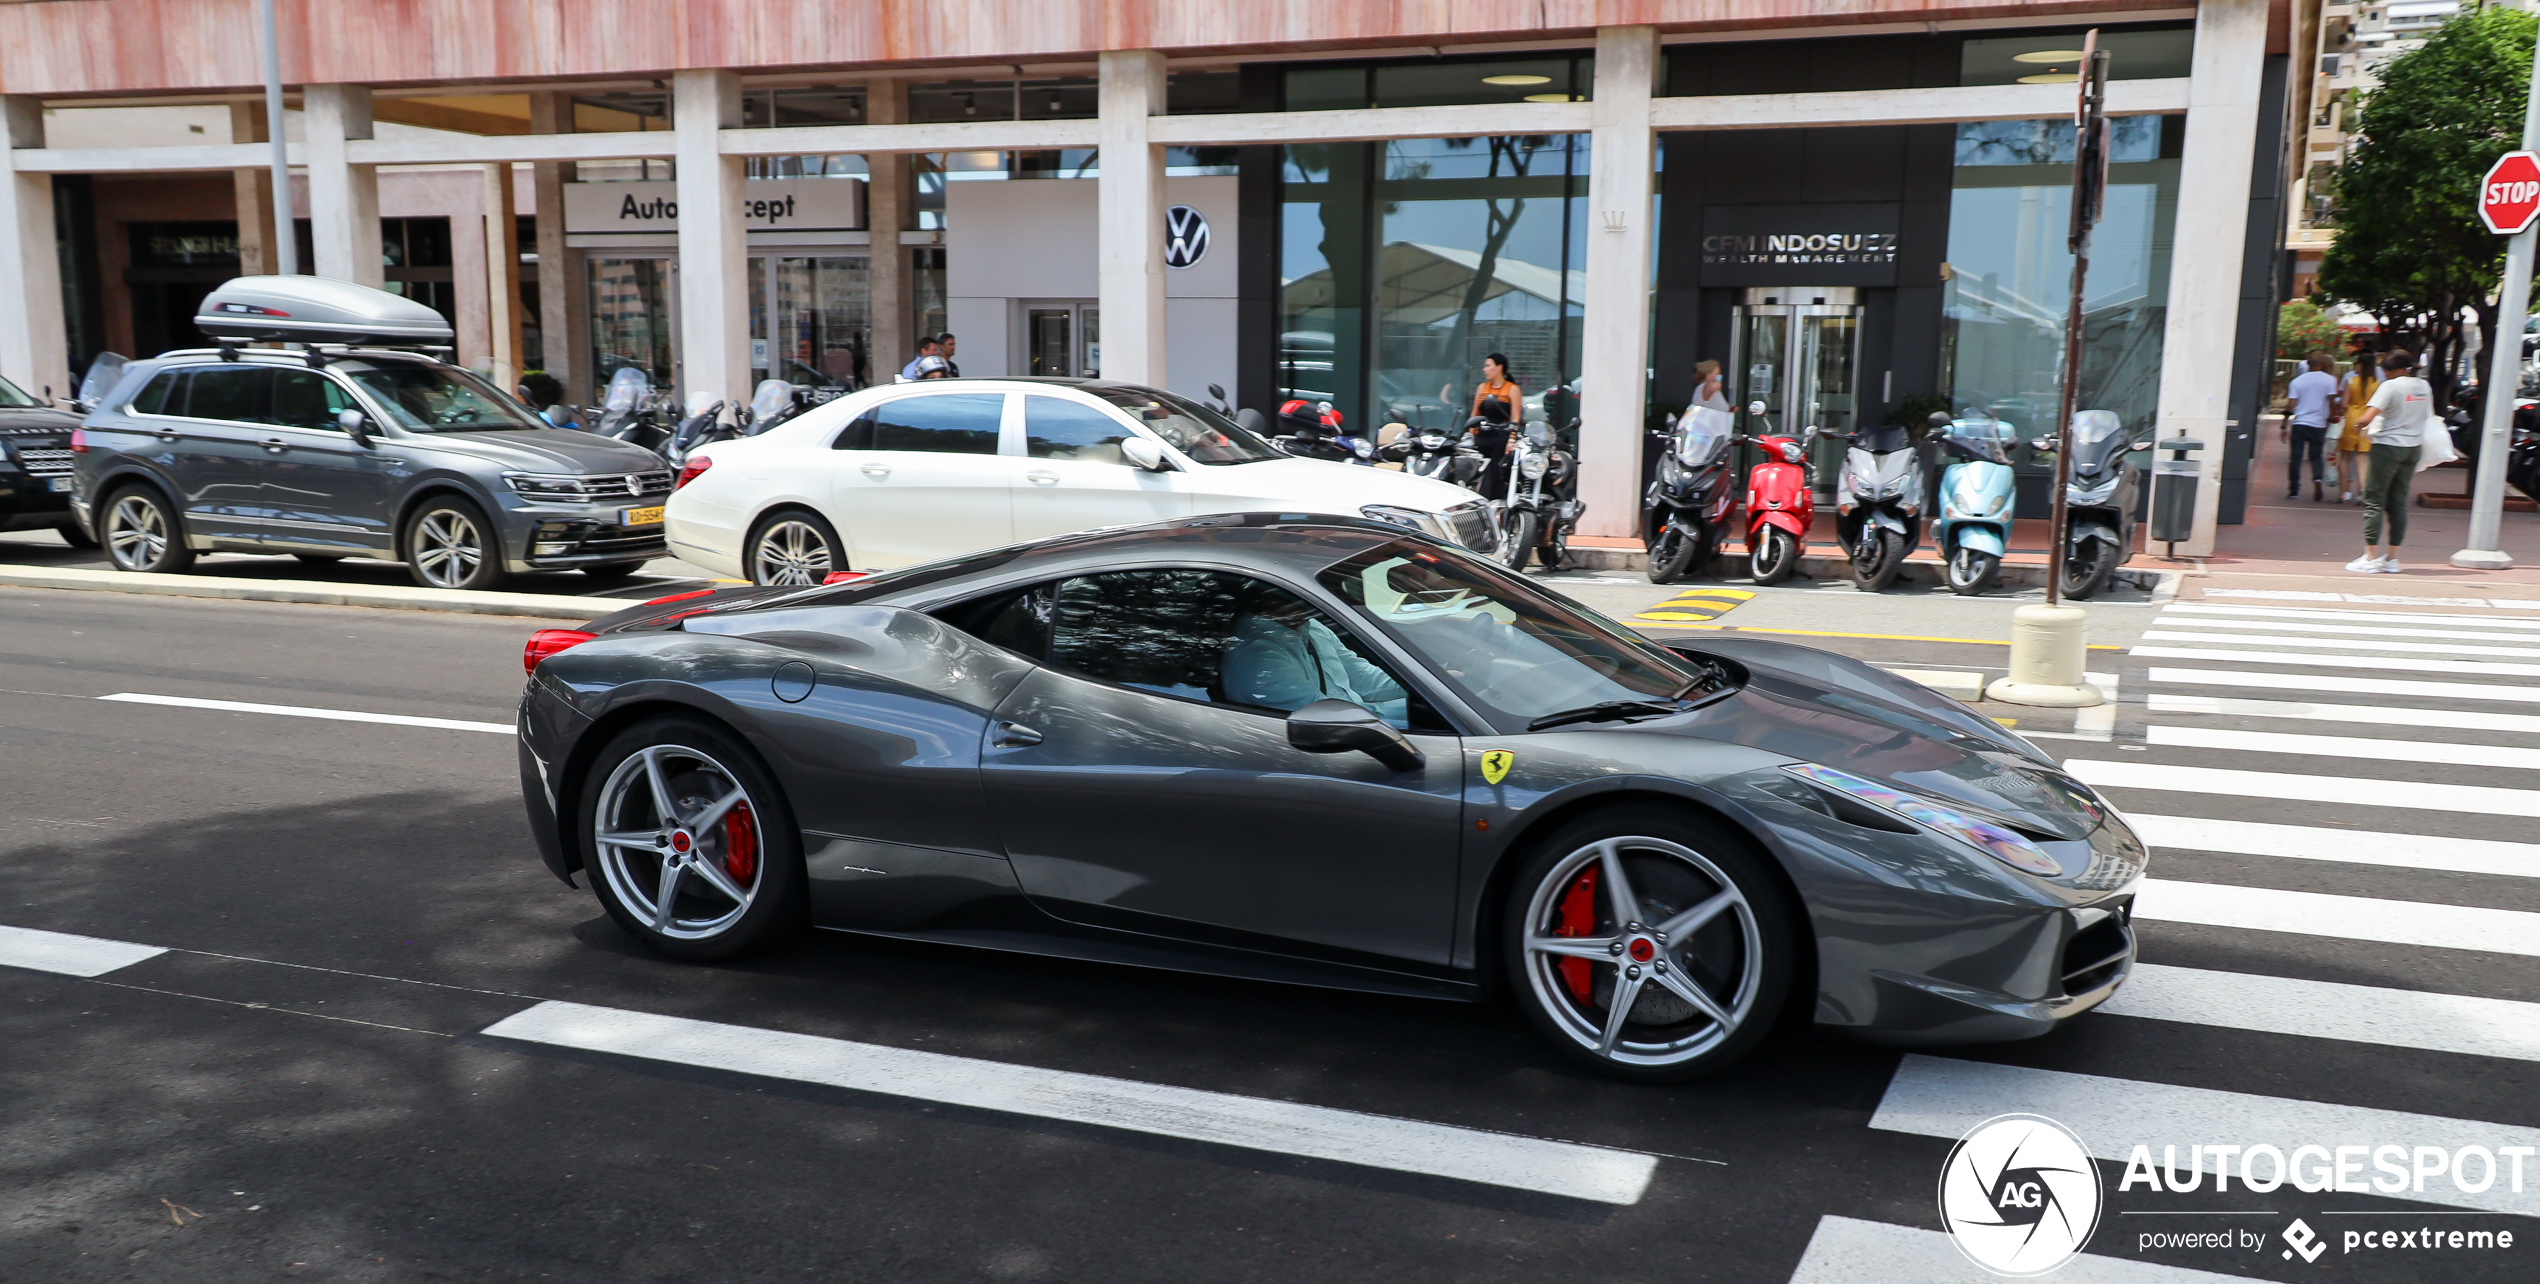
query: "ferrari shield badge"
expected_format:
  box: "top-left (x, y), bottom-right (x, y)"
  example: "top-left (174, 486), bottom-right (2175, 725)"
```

top-left (1480, 749), bottom-right (1516, 785)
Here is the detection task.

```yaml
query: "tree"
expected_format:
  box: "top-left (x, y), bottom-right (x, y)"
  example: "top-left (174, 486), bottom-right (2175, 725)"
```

top-left (2276, 299), bottom-right (2346, 362)
top-left (2316, 5), bottom-right (2537, 400)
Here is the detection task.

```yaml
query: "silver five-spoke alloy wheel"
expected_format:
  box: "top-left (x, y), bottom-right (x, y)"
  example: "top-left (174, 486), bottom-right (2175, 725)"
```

top-left (412, 508), bottom-right (485, 588)
top-left (752, 518), bottom-right (834, 585)
top-left (1520, 834), bottom-right (1764, 1070)
top-left (591, 743), bottom-right (764, 941)
top-left (105, 493), bottom-right (172, 571)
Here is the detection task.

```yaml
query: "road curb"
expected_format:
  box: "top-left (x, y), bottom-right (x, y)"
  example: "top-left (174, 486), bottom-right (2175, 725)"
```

top-left (0, 564), bottom-right (605, 619)
top-left (1557, 544), bottom-right (2166, 592)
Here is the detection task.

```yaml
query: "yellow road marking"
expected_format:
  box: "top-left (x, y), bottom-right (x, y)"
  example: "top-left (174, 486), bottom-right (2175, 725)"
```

top-left (1631, 586), bottom-right (1757, 625)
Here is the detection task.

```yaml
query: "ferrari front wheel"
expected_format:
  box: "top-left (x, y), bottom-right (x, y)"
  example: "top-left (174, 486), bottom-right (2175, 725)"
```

top-left (1503, 808), bottom-right (1795, 1081)
top-left (581, 717), bottom-right (806, 961)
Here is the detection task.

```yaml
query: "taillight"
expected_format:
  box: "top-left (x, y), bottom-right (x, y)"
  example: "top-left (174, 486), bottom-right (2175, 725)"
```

top-left (822, 570), bottom-right (869, 584)
top-left (68, 427), bottom-right (86, 454)
top-left (523, 629), bottom-right (596, 675)
top-left (642, 588), bottom-right (716, 606)
top-left (674, 455), bottom-right (713, 490)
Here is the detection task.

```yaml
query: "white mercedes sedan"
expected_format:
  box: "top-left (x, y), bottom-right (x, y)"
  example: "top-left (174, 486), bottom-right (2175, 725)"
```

top-left (664, 379), bottom-right (1500, 584)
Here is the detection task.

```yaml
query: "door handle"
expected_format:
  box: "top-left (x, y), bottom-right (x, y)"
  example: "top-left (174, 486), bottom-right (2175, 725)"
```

top-left (261, 437), bottom-right (287, 452)
top-left (859, 465), bottom-right (890, 477)
top-left (991, 721), bottom-right (1043, 748)
top-left (1025, 471), bottom-right (1059, 485)
top-left (156, 430), bottom-right (180, 443)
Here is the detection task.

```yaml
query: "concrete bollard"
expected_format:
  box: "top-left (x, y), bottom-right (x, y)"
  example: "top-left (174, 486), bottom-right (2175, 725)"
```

top-left (1984, 603), bottom-right (2104, 708)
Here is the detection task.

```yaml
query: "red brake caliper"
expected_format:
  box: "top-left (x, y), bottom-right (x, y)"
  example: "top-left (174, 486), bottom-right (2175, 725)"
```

top-left (723, 803), bottom-right (759, 885)
top-left (1553, 866), bottom-right (1599, 1005)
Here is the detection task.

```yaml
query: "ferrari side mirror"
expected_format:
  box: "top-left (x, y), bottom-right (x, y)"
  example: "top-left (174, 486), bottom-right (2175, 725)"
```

top-left (1286, 699), bottom-right (1424, 772)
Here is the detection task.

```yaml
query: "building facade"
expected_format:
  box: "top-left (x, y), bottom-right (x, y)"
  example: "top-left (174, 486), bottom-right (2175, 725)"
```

top-left (0, 0), bottom-right (2292, 553)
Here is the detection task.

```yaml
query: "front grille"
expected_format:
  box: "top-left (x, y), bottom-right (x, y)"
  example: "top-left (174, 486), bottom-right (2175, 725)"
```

top-left (1444, 502), bottom-right (1498, 553)
top-left (12, 446), bottom-right (73, 477)
top-left (2060, 909), bottom-right (2132, 996)
top-left (509, 470), bottom-right (674, 502)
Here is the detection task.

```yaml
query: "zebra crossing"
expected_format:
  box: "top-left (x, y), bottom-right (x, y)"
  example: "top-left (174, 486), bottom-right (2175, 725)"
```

top-left (1813, 594), bottom-right (2540, 1278)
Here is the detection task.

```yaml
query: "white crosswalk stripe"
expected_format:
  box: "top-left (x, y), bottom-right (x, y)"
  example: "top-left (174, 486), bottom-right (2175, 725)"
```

top-left (2100, 963), bottom-right (2540, 1061)
top-left (2146, 692), bottom-right (2540, 735)
top-left (2132, 645), bottom-right (2540, 679)
top-left (2149, 665), bottom-right (2540, 704)
top-left (2128, 814), bottom-right (2540, 879)
top-left (2153, 615), bottom-right (2540, 644)
top-left (2071, 758), bottom-right (2540, 819)
top-left (2168, 600), bottom-right (2540, 632)
top-left (2138, 629), bottom-right (2540, 660)
top-left (2142, 723), bottom-right (2540, 772)
top-left (2134, 878), bottom-right (2540, 957)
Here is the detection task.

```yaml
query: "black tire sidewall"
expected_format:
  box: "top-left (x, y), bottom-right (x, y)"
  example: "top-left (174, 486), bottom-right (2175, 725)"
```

top-left (1751, 527), bottom-right (1794, 584)
top-left (403, 495), bottom-right (506, 591)
top-left (1504, 510), bottom-right (1540, 572)
top-left (746, 508), bottom-right (845, 586)
top-left (102, 485), bottom-right (191, 573)
top-left (579, 715), bottom-right (807, 962)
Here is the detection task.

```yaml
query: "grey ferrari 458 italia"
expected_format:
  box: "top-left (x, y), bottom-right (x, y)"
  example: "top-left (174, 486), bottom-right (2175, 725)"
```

top-left (516, 513), bottom-right (2144, 1081)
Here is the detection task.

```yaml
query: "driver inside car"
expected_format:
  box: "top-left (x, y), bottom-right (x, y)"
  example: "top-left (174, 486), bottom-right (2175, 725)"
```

top-left (1221, 587), bottom-right (1410, 727)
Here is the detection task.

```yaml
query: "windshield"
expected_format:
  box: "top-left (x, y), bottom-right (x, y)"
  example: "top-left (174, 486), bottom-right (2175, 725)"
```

top-left (0, 375), bottom-right (39, 409)
top-left (604, 367), bottom-right (651, 412)
top-left (2071, 410), bottom-right (2124, 444)
top-left (1677, 406), bottom-right (1734, 466)
top-left (1318, 540), bottom-right (1703, 728)
top-left (1946, 417), bottom-right (2016, 464)
top-left (1086, 387), bottom-right (1285, 465)
top-left (346, 364), bottom-right (546, 432)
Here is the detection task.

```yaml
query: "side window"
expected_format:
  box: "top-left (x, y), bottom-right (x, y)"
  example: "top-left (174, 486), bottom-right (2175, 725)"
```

top-left (831, 409), bottom-right (875, 451)
top-left (1045, 570), bottom-right (1435, 730)
top-left (185, 367), bottom-right (268, 424)
top-left (868, 392), bottom-right (1004, 454)
top-left (128, 370), bottom-right (183, 416)
top-left (1024, 396), bottom-right (1133, 464)
top-left (269, 369), bottom-right (359, 431)
top-left (936, 583), bottom-right (1056, 661)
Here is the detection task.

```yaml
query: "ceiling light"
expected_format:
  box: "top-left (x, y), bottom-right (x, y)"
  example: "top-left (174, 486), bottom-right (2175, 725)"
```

top-left (2017, 73), bottom-right (2080, 84)
top-left (1524, 93), bottom-right (1577, 103)
top-left (1483, 74), bottom-right (1553, 86)
top-left (2014, 49), bottom-right (2089, 64)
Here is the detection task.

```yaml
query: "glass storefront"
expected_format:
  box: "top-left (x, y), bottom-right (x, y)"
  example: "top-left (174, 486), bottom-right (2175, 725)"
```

top-left (587, 257), bottom-right (676, 389)
top-left (748, 255), bottom-right (868, 390)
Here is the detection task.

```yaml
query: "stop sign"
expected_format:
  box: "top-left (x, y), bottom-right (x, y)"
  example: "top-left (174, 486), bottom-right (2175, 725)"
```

top-left (2480, 151), bottom-right (2540, 234)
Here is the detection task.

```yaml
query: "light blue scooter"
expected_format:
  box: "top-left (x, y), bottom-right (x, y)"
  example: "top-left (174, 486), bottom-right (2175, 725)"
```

top-left (1934, 410), bottom-right (2019, 596)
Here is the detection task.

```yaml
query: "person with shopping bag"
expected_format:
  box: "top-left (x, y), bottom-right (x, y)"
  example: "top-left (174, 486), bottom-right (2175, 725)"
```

top-left (2345, 349), bottom-right (2449, 574)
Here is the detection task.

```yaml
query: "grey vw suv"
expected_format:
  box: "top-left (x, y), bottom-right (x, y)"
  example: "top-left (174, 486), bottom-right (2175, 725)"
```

top-left (73, 348), bottom-right (672, 590)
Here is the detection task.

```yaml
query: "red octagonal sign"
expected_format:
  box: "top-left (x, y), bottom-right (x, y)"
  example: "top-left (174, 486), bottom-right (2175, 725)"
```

top-left (2480, 151), bottom-right (2540, 235)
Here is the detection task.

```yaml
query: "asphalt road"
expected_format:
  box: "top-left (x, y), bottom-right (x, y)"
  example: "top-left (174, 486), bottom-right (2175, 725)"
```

top-left (2, 585), bottom-right (2533, 1282)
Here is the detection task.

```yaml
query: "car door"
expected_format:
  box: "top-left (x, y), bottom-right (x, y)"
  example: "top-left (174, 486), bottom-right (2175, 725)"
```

top-left (1008, 393), bottom-right (1187, 542)
top-left (825, 390), bottom-right (1015, 567)
top-left (973, 567), bottom-right (1465, 968)
top-left (154, 366), bottom-right (278, 547)
top-left (250, 367), bottom-right (398, 555)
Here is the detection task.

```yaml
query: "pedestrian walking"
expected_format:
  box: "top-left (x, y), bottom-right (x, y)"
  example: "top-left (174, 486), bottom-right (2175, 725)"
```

top-left (2337, 356), bottom-right (2380, 502)
top-left (2346, 349), bottom-right (2430, 574)
top-left (1692, 359), bottom-right (1731, 414)
top-left (2282, 354), bottom-right (2340, 501)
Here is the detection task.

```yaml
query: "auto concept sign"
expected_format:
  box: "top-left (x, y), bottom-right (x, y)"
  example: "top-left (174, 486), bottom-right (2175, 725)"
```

top-left (1164, 205), bottom-right (1210, 268)
top-left (1939, 1114), bottom-right (2105, 1276)
top-left (2479, 151), bottom-right (2540, 235)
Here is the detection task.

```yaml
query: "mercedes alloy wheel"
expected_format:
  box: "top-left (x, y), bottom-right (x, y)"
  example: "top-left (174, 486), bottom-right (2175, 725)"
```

top-left (748, 511), bottom-right (842, 586)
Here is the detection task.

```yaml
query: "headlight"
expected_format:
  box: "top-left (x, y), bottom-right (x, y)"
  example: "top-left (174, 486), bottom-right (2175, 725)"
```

top-left (1360, 505), bottom-right (1445, 538)
top-left (506, 472), bottom-right (610, 502)
top-left (1781, 763), bottom-right (2063, 876)
top-left (2069, 476), bottom-right (2119, 506)
top-left (1520, 453), bottom-right (1548, 479)
top-left (1352, 440), bottom-right (1375, 459)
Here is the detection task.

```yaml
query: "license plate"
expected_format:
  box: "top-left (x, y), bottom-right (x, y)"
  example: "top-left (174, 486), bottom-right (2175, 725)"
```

top-left (48, 477), bottom-right (73, 493)
top-left (620, 505), bottom-right (664, 526)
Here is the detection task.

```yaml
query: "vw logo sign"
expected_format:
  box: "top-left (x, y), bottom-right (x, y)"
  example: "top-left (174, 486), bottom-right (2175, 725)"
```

top-left (1938, 1114), bottom-right (2103, 1277)
top-left (1164, 205), bottom-right (1210, 268)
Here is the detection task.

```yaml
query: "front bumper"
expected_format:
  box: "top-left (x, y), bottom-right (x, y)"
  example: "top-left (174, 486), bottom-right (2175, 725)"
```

top-left (0, 468), bottom-right (75, 528)
top-left (497, 501), bottom-right (670, 573)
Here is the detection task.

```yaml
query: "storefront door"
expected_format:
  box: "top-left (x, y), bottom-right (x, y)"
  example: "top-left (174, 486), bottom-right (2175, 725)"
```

top-left (1732, 288), bottom-right (1862, 493)
top-left (750, 255), bottom-right (869, 392)
top-left (1022, 302), bottom-right (1100, 378)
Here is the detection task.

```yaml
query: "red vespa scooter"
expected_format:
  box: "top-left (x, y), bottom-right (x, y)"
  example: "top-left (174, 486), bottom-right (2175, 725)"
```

top-left (1743, 402), bottom-right (1814, 585)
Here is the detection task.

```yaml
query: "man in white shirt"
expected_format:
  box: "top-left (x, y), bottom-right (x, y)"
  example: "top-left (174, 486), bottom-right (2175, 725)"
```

top-left (2282, 354), bottom-right (2340, 502)
top-left (2346, 349), bottom-right (2430, 573)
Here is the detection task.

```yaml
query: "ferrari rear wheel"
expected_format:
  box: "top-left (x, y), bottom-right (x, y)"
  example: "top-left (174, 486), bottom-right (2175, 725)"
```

top-left (1503, 808), bottom-right (1795, 1081)
top-left (582, 717), bottom-right (805, 961)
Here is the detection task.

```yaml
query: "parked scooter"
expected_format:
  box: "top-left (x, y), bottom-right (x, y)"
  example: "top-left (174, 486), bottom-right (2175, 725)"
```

top-left (1385, 421), bottom-right (1487, 488)
top-left (2033, 409), bottom-right (2150, 600)
top-left (1742, 400), bottom-right (1814, 585)
top-left (593, 367), bottom-right (679, 455)
top-left (1500, 419), bottom-right (1581, 572)
top-left (1640, 405), bottom-right (1737, 584)
top-left (1271, 399), bottom-right (1370, 463)
top-left (1933, 410), bottom-right (2019, 596)
top-left (1832, 416), bottom-right (1926, 592)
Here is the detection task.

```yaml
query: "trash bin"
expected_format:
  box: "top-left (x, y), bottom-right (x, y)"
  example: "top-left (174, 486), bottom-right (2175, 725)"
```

top-left (2150, 437), bottom-right (2204, 555)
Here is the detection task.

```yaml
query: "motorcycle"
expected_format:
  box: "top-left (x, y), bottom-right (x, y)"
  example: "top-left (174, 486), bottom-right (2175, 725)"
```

top-left (1742, 400), bottom-right (1814, 585)
top-left (1500, 419), bottom-right (1581, 573)
top-left (1271, 399), bottom-right (1371, 463)
top-left (1832, 417), bottom-right (1926, 592)
top-left (2032, 409), bottom-right (2152, 600)
top-left (593, 367), bottom-right (677, 456)
top-left (1934, 410), bottom-right (2019, 596)
top-left (1640, 405), bottom-right (1736, 584)
top-left (1384, 421), bottom-right (1487, 488)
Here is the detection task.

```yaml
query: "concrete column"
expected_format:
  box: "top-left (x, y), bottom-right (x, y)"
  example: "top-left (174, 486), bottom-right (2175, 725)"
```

top-left (2160, 0), bottom-right (2269, 557)
top-left (674, 69), bottom-right (749, 400)
top-left (228, 103), bottom-right (279, 276)
top-left (1577, 26), bottom-right (1662, 540)
top-left (865, 81), bottom-right (911, 384)
top-left (0, 97), bottom-right (67, 398)
top-left (527, 92), bottom-right (586, 399)
top-left (1097, 50), bottom-right (1167, 386)
top-left (304, 85), bottom-right (384, 287)
top-left (482, 164), bottom-right (523, 389)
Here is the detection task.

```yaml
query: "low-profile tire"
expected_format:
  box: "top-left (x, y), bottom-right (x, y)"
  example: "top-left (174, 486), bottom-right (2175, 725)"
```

top-left (101, 485), bottom-right (193, 574)
top-left (1749, 526), bottom-right (1798, 585)
top-left (1501, 805), bottom-right (1797, 1082)
top-left (1502, 509), bottom-right (1541, 573)
top-left (293, 553), bottom-right (344, 566)
top-left (581, 561), bottom-right (646, 581)
top-left (56, 521), bottom-right (97, 550)
top-left (579, 715), bottom-right (807, 962)
top-left (2061, 540), bottom-right (2118, 600)
top-left (403, 495), bottom-right (507, 591)
top-left (1944, 545), bottom-right (2000, 596)
top-left (1853, 529), bottom-right (1905, 592)
top-left (746, 509), bottom-right (844, 586)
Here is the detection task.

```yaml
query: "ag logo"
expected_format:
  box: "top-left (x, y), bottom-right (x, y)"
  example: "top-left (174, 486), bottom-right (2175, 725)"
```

top-left (1938, 1113), bottom-right (2102, 1277)
top-left (1164, 205), bottom-right (1210, 268)
top-left (1479, 749), bottom-right (1515, 785)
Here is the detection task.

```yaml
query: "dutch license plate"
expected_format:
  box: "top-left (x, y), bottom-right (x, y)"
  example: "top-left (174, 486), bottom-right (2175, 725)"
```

top-left (620, 505), bottom-right (664, 527)
top-left (48, 477), bottom-right (73, 493)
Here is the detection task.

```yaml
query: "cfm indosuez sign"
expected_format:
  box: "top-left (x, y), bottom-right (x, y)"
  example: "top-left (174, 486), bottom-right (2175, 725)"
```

top-left (560, 179), bottom-right (865, 235)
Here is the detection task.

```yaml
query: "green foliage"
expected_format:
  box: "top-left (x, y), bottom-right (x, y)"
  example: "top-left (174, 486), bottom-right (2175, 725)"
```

top-left (2316, 5), bottom-right (2538, 396)
top-left (2276, 299), bottom-right (2347, 362)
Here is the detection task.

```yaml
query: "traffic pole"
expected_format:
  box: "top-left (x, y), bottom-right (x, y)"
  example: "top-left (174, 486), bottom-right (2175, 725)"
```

top-left (2456, 40), bottom-right (2540, 570)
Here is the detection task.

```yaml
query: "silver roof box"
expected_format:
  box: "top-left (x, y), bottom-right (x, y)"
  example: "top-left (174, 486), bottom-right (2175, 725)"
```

top-left (195, 275), bottom-right (455, 347)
